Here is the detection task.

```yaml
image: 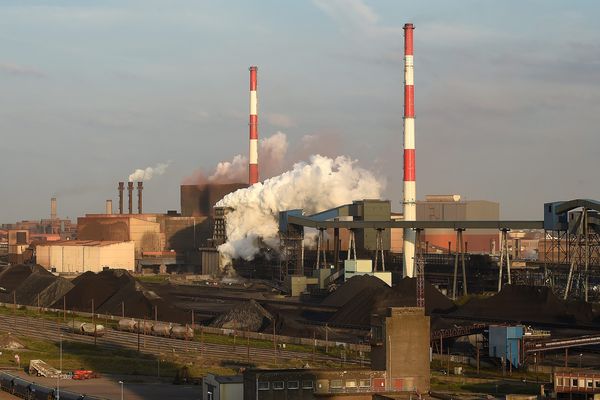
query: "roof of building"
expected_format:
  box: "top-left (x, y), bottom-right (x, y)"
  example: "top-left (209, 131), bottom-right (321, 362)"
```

top-left (213, 375), bottom-right (244, 384)
top-left (36, 240), bottom-right (130, 247)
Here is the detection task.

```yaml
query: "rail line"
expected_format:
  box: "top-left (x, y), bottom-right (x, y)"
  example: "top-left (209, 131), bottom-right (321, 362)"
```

top-left (0, 314), bottom-right (365, 367)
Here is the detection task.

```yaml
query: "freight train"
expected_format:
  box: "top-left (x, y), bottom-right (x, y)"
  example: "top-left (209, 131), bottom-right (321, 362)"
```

top-left (0, 371), bottom-right (103, 400)
top-left (117, 318), bottom-right (194, 340)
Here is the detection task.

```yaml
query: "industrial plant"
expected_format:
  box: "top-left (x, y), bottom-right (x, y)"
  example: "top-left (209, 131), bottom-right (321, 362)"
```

top-left (0, 13), bottom-right (599, 400)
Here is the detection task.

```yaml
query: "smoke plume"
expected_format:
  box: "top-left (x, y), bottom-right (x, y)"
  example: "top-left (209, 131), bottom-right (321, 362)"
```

top-left (216, 155), bottom-right (384, 266)
top-left (128, 162), bottom-right (170, 182)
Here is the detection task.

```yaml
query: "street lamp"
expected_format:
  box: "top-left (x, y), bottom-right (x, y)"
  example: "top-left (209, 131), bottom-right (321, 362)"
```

top-left (57, 334), bottom-right (62, 400)
top-left (579, 353), bottom-right (583, 369)
top-left (118, 380), bottom-right (123, 400)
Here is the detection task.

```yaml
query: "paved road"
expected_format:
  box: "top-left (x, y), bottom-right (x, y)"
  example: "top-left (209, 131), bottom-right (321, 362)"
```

top-left (3, 371), bottom-right (201, 400)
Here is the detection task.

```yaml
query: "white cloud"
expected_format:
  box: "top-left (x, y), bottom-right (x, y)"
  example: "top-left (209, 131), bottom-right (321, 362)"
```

top-left (0, 62), bottom-right (45, 78)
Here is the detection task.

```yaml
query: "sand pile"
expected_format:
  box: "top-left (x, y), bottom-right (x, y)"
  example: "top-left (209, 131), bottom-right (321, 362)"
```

top-left (0, 333), bottom-right (24, 350)
top-left (452, 285), bottom-right (594, 325)
top-left (321, 275), bottom-right (389, 308)
top-left (328, 277), bottom-right (455, 327)
top-left (210, 300), bottom-right (272, 332)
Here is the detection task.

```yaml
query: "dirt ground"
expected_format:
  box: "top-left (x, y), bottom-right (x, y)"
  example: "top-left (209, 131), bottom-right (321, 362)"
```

top-left (5, 371), bottom-right (202, 400)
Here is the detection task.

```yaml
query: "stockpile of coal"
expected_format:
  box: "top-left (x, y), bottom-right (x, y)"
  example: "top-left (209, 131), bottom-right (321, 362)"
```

top-left (0, 265), bottom-right (73, 307)
top-left (210, 299), bottom-right (272, 332)
top-left (52, 269), bottom-right (190, 323)
top-left (321, 275), bottom-right (389, 308)
top-left (328, 277), bottom-right (455, 327)
top-left (452, 285), bottom-right (594, 325)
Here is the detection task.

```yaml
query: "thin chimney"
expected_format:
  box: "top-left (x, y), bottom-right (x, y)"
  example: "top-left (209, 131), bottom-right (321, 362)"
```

top-left (50, 197), bottom-right (57, 220)
top-left (249, 66), bottom-right (259, 185)
top-left (106, 200), bottom-right (113, 215)
top-left (137, 181), bottom-right (143, 214)
top-left (118, 182), bottom-right (125, 214)
top-left (127, 182), bottom-right (134, 214)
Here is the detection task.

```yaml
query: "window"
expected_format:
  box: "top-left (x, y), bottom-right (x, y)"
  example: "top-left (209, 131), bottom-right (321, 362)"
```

top-left (359, 379), bottom-right (371, 388)
top-left (287, 381), bottom-right (299, 390)
top-left (272, 381), bottom-right (284, 390)
top-left (588, 380), bottom-right (593, 388)
top-left (302, 380), bottom-right (314, 390)
top-left (345, 380), bottom-right (357, 388)
top-left (595, 380), bottom-right (600, 388)
top-left (257, 381), bottom-right (269, 391)
top-left (573, 379), bottom-right (578, 387)
top-left (331, 380), bottom-right (343, 389)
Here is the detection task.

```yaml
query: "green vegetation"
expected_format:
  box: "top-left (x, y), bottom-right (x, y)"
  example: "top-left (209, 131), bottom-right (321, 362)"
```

top-left (135, 275), bottom-right (171, 284)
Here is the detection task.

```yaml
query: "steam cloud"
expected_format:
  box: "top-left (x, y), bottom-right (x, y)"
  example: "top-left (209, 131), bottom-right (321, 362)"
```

top-left (128, 162), bottom-right (170, 182)
top-left (216, 154), bottom-right (384, 266)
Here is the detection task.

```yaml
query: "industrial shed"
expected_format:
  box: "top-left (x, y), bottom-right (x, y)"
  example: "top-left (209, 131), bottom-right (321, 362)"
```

top-left (35, 240), bottom-right (135, 273)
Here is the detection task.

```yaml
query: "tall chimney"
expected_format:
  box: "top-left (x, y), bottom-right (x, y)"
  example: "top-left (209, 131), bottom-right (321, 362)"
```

top-left (137, 181), bottom-right (143, 214)
top-left (127, 182), bottom-right (134, 214)
top-left (106, 200), bottom-right (113, 214)
top-left (118, 182), bottom-right (125, 214)
top-left (50, 197), bottom-right (57, 220)
top-left (403, 23), bottom-right (417, 278)
top-left (248, 66), bottom-right (259, 185)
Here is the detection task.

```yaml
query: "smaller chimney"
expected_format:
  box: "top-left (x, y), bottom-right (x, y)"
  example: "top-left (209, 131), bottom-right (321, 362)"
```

top-left (137, 181), bottom-right (143, 214)
top-left (50, 197), bottom-right (57, 220)
top-left (106, 200), bottom-right (113, 215)
top-left (127, 182), bottom-right (134, 214)
top-left (118, 182), bottom-right (125, 214)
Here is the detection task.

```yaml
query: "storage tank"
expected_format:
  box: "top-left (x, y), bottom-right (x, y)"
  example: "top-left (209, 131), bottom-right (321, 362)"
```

top-left (171, 325), bottom-right (194, 340)
top-left (68, 321), bottom-right (85, 333)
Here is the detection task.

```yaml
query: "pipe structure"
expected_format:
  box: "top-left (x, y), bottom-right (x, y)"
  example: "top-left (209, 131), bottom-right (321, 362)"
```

top-left (127, 182), bottom-right (134, 214)
top-left (249, 66), bottom-right (259, 185)
top-left (50, 197), bottom-right (57, 220)
top-left (137, 181), bottom-right (143, 214)
top-left (118, 182), bottom-right (125, 214)
top-left (106, 200), bottom-right (113, 215)
top-left (403, 23), bottom-right (416, 277)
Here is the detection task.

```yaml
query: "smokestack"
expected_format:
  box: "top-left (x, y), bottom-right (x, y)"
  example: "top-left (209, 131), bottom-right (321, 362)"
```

top-left (137, 181), bottom-right (143, 214)
top-left (127, 182), bottom-right (134, 214)
top-left (118, 182), bottom-right (125, 214)
top-left (106, 200), bottom-right (113, 214)
top-left (403, 23), bottom-right (417, 278)
top-left (249, 66), bottom-right (259, 185)
top-left (50, 197), bottom-right (57, 220)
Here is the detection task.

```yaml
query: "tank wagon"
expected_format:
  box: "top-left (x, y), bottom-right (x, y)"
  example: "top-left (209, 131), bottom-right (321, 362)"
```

top-left (117, 319), bottom-right (194, 340)
top-left (68, 321), bottom-right (105, 337)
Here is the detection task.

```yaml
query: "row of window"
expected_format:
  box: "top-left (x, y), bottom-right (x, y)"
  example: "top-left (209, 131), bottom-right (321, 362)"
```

top-left (556, 377), bottom-right (600, 389)
top-left (258, 378), bottom-right (374, 391)
top-left (258, 380), bottom-right (313, 391)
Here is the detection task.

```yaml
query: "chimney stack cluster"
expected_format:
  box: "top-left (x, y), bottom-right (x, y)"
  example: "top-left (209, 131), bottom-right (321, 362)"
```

top-left (116, 181), bottom-right (143, 214)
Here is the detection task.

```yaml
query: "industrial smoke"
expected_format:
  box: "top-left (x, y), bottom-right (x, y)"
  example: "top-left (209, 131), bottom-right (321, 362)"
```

top-left (128, 162), bottom-right (170, 182)
top-left (216, 154), bottom-right (384, 267)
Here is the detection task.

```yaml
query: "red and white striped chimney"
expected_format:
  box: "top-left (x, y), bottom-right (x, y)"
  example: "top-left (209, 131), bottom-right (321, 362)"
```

top-left (249, 66), bottom-right (259, 185)
top-left (403, 23), bottom-right (416, 278)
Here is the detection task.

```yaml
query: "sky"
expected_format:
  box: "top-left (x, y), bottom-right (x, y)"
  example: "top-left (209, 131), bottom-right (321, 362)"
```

top-left (0, 0), bottom-right (599, 222)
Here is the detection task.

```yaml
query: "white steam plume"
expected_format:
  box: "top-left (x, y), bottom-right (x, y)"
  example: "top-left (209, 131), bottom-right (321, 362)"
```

top-left (128, 162), bottom-right (170, 182)
top-left (216, 154), bottom-right (384, 266)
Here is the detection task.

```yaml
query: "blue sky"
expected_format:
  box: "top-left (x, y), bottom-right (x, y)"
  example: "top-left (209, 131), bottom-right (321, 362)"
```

top-left (1, 0), bottom-right (599, 222)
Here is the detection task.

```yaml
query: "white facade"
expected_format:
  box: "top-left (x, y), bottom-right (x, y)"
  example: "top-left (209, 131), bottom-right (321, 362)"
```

top-left (36, 241), bottom-right (134, 273)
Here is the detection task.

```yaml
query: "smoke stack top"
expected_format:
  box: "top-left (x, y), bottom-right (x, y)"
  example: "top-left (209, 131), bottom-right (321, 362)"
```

top-left (249, 66), bottom-right (259, 185)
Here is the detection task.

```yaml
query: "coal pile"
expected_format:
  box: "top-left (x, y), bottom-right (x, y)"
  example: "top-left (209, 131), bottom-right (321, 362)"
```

top-left (321, 275), bottom-right (389, 308)
top-left (328, 277), bottom-right (455, 327)
top-left (0, 265), bottom-right (73, 307)
top-left (210, 299), bottom-right (272, 332)
top-left (452, 285), bottom-right (594, 325)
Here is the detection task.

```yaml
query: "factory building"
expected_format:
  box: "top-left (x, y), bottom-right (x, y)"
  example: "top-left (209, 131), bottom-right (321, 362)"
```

top-left (243, 307), bottom-right (430, 398)
top-left (389, 195), bottom-right (500, 254)
top-left (35, 240), bottom-right (134, 273)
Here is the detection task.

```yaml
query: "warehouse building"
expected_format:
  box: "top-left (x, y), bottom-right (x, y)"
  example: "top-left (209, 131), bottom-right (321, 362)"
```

top-left (35, 240), bottom-right (134, 273)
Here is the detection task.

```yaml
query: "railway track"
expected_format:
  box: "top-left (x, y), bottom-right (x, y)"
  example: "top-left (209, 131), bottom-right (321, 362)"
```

top-left (0, 314), bottom-right (364, 367)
